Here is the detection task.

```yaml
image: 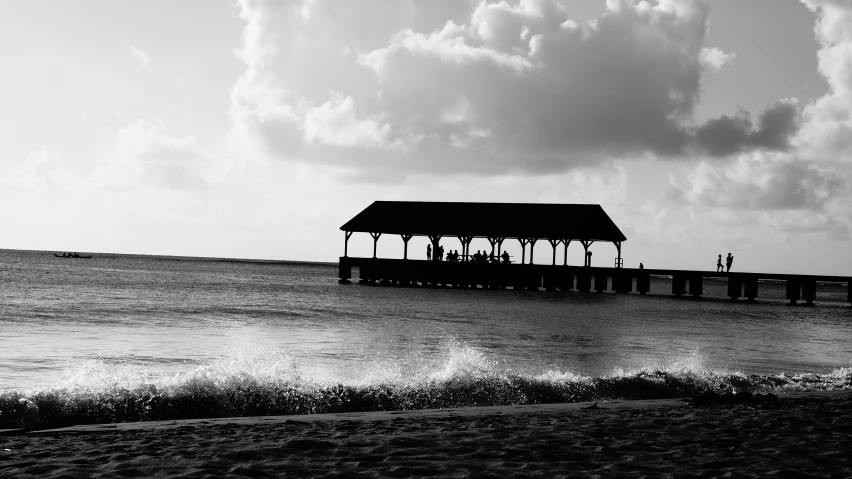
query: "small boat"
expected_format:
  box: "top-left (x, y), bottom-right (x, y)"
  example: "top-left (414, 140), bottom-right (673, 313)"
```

top-left (54, 253), bottom-right (93, 259)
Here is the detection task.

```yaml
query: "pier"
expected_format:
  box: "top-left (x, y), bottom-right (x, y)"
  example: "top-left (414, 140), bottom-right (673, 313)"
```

top-left (339, 201), bottom-right (851, 306)
top-left (339, 258), bottom-right (851, 306)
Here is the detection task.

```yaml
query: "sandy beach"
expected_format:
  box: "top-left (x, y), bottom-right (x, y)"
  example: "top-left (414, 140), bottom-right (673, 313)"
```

top-left (1, 390), bottom-right (849, 478)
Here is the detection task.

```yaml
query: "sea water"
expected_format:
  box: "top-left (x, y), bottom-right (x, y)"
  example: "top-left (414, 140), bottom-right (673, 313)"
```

top-left (1, 249), bottom-right (850, 428)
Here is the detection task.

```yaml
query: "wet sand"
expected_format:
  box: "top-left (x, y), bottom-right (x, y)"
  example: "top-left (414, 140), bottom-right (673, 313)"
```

top-left (1, 391), bottom-right (850, 478)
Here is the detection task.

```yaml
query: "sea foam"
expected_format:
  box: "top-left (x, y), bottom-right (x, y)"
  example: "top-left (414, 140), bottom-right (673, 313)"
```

top-left (1, 342), bottom-right (849, 429)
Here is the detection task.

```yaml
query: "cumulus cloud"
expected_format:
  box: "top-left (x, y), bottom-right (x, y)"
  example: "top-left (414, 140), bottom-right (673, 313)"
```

top-left (303, 92), bottom-right (396, 148)
top-left (693, 99), bottom-right (799, 157)
top-left (797, 0), bottom-right (852, 161)
top-left (2, 149), bottom-right (75, 188)
top-left (670, 152), bottom-right (846, 210)
top-left (94, 119), bottom-right (214, 191)
top-left (229, 0), bottom-right (800, 178)
top-left (699, 47), bottom-right (736, 72)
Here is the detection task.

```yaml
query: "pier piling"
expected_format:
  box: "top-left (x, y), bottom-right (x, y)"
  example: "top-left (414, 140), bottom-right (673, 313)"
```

top-left (577, 272), bottom-right (592, 292)
top-left (560, 272), bottom-right (574, 292)
top-left (614, 272), bottom-right (632, 293)
top-left (689, 275), bottom-right (703, 297)
top-left (637, 272), bottom-right (650, 294)
top-left (595, 274), bottom-right (608, 293)
top-left (672, 274), bottom-right (687, 297)
top-left (727, 276), bottom-right (742, 300)
top-left (802, 279), bottom-right (817, 306)
top-left (744, 276), bottom-right (759, 301)
top-left (338, 257), bottom-right (352, 284)
top-left (786, 279), bottom-right (801, 305)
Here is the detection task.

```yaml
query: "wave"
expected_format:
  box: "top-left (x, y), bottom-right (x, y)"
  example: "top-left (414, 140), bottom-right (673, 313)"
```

top-left (2, 343), bottom-right (850, 430)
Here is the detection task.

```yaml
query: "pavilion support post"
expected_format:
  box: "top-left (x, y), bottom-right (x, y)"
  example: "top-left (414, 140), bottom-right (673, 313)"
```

top-left (487, 237), bottom-right (498, 257)
top-left (518, 238), bottom-right (530, 264)
top-left (529, 239), bottom-right (538, 265)
top-left (562, 239), bottom-right (571, 266)
top-left (581, 240), bottom-right (594, 267)
top-left (458, 236), bottom-right (473, 261)
top-left (343, 231), bottom-right (353, 258)
top-left (614, 241), bottom-right (623, 268)
top-left (428, 235), bottom-right (443, 261)
top-left (548, 239), bottom-right (559, 266)
top-left (401, 234), bottom-right (413, 260)
top-left (370, 232), bottom-right (382, 259)
top-left (496, 238), bottom-right (505, 257)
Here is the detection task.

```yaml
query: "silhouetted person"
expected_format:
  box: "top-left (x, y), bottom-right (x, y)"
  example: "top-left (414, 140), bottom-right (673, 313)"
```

top-left (426, 244), bottom-right (431, 261)
top-left (501, 251), bottom-right (510, 264)
top-left (716, 254), bottom-right (723, 272)
top-left (726, 253), bottom-right (733, 272)
top-left (454, 250), bottom-right (460, 262)
top-left (585, 250), bottom-right (592, 267)
top-left (489, 251), bottom-right (495, 263)
top-left (639, 263), bottom-right (644, 269)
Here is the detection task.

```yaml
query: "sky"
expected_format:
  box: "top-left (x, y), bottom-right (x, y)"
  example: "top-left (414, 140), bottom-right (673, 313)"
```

top-left (1, 0), bottom-right (851, 275)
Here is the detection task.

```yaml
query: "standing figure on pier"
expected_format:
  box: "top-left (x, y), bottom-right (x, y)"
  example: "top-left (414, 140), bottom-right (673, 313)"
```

top-left (726, 253), bottom-right (734, 272)
top-left (717, 254), bottom-right (723, 272)
top-left (427, 244), bottom-right (432, 261)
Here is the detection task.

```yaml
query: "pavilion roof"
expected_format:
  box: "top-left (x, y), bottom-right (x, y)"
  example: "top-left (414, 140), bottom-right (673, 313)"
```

top-left (340, 201), bottom-right (627, 242)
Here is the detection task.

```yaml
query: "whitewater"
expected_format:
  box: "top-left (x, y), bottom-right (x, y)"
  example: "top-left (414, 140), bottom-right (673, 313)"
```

top-left (1, 249), bottom-right (850, 429)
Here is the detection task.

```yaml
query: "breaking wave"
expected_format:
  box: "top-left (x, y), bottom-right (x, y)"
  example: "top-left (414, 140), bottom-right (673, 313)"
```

top-left (2, 342), bottom-right (850, 430)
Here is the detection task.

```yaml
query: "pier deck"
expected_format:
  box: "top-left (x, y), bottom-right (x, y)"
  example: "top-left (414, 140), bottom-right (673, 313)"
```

top-left (339, 257), bottom-right (852, 306)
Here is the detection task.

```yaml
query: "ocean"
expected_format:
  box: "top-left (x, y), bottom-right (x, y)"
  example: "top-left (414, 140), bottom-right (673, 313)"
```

top-left (1, 249), bottom-right (850, 429)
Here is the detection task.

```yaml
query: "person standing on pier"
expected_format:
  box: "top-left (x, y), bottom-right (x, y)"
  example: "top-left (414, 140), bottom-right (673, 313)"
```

top-left (726, 253), bottom-right (734, 272)
top-left (717, 254), bottom-right (723, 272)
top-left (427, 244), bottom-right (432, 261)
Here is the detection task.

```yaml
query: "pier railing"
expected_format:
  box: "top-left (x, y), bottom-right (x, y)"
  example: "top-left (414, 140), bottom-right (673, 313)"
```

top-left (339, 257), bottom-right (851, 306)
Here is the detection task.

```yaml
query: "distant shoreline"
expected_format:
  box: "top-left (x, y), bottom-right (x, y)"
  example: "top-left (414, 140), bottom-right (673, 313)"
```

top-left (0, 248), bottom-right (336, 267)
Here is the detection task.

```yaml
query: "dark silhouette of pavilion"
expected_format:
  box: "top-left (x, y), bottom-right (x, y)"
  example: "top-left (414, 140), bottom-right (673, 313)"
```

top-left (340, 201), bottom-right (627, 266)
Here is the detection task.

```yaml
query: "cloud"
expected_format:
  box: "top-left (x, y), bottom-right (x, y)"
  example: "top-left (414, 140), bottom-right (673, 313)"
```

top-left (130, 45), bottom-right (151, 68)
top-left (229, 0), bottom-right (801, 178)
top-left (797, 0), bottom-right (852, 161)
top-left (670, 152), bottom-right (846, 210)
top-left (303, 92), bottom-right (396, 148)
top-left (1, 148), bottom-right (75, 188)
top-left (699, 47), bottom-right (736, 72)
top-left (93, 119), bottom-right (217, 191)
top-left (693, 99), bottom-right (799, 157)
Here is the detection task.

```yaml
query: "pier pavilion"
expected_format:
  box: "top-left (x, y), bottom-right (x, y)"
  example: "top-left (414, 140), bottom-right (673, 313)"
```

top-left (340, 201), bottom-right (627, 266)
top-left (338, 201), bottom-right (851, 306)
